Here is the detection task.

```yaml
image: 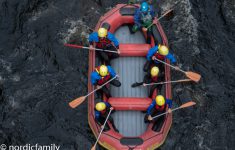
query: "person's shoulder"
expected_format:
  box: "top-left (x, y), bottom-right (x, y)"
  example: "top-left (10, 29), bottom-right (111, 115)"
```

top-left (150, 45), bottom-right (158, 51)
top-left (107, 32), bottom-right (115, 37)
top-left (90, 32), bottom-right (98, 37)
top-left (135, 8), bottom-right (141, 13)
top-left (91, 71), bottom-right (99, 76)
top-left (107, 65), bottom-right (114, 70)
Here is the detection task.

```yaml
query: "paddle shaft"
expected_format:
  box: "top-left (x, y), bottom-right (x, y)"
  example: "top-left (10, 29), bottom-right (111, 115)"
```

top-left (154, 58), bottom-right (186, 73)
top-left (152, 107), bottom-right (181, 119)
top-left (65, 44), bottom-right (118, 53)
top-left (93, 109), bottom-right (113, 148)
top-left (147, 9), bottom-right (173, 29)
top-left (86, 76), bottom-right (118, 98)
top-left (144, 79), bottom-right (192, 86)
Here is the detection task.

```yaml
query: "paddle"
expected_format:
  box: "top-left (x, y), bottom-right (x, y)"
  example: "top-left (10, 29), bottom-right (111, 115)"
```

top-left (154, 58), bottom-right (201, 82)
top-left (143, 79), bottom-right (192, 86)
top-left (64, 43), bottom-right (119, 54)
top-left (148, 101), bottom-right (196, 120)
top-left (145, 9), bottom-right (174, 30)
top-left (91, 108), bottom-right (113, 150)
top-left (69, 75), bottom-right (118, 108)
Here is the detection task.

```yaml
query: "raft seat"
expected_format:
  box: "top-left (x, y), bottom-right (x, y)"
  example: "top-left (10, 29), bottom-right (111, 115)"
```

top-left (108, 97), bottom-right (152, 111)
top-left (119, 44), bottom-right (151, 57)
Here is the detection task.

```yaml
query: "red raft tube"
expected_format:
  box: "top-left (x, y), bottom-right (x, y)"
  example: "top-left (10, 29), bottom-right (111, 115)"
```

top-left (88, 4), bottom-right (172, 150)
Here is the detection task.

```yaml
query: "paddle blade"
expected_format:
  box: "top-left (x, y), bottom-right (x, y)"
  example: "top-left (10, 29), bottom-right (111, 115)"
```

top-left (180, 101), bottom-right (196, 109)
top-left (165, 9), bottom-right (174, 20)
top-left (91, 145), bottom-right (96, 150)
top-left (185, 72), bottom-right (201, 82)
top-left (69, 96), bottom-right (86, 108)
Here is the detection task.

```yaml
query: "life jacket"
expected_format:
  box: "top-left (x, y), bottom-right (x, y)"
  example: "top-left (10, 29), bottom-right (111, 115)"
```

top-left (95, 66), bottom-right (111, 85)
top-left (96, 37), bottom-right (112, 49)
top-left (155, 104), bottom-right (166, 112)
top-left (101, 107), bottom-right (110, 117)
top-left (140, 11), bottom-right (152, 27)
top-left (154, 52), bottom-right (165, 60)
top-left (101, 109), bottom-right (106, 115)
top-left (151, 76), bottom-right (158, 82)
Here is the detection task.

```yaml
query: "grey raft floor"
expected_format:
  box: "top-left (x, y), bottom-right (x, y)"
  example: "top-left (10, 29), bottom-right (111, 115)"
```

top-left (110, 26), bottom-right (149, 137)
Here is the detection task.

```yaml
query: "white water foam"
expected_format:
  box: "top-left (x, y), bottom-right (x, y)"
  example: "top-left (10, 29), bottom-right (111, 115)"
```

top-left (59, 19), bottom-right (90, 44)
top-left (161, 0), bottom-right (200, 55)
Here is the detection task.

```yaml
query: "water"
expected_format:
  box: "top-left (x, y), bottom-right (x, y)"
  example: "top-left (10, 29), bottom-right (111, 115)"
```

top-left (0, 0), bottom-right (234, 149)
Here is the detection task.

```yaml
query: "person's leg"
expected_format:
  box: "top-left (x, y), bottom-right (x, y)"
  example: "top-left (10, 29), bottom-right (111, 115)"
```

top-left (108, 46), bottom-right (119, 60)
top-left (110, 79), bottom-right (121, 87)
top-left (98, 51), bottom-right (110, 65)
top-left (144, 114), bottom-right (149, 123)
top-left (99, 117), bottom-right (110, 131)
top-left (147, 29), bottom-right (152, 44)
top-left (143, 61), bottom-right (151, 72)
top-left (131, 24), bottom-right (139, 34)
top-left (149, 84), bottom-right (157, 98)
top-left (96, 89), bottom-right (103, 99)
top-left (156, 63), bottom-right (165, 74)
top-left (109, 116), bottom-right (119, 132)
top-left (101, 86), bottom-right (111, 98)
top-left (151, 110), bottom-right (166, 131)
top-left (157, 84), bottom-right (162, 94)
top-left (150, 29), bottom-right (158, 46)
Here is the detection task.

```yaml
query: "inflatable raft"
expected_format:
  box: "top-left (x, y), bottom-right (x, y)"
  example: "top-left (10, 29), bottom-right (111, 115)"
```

top-left (88, 4), bottom-right (172, 150)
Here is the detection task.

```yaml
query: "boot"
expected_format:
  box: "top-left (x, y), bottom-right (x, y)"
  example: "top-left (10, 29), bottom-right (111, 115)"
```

top-left (143, 61), bottom-right (150, 72)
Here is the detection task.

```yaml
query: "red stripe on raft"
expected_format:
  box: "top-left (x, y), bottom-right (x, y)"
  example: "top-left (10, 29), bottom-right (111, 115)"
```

top-left (64, 43), bottom-right (83, 49)
top-left (119, 44), bottom-right (151, 57)
top-left (108, 97), bottom-right (152, 111)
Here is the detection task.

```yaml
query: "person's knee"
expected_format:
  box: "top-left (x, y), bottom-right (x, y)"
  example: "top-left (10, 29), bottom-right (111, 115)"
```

top-left (111, 80), bottom-right (121, 87)
top-left (102, 88), bottom-right (111, 97)
top-left (132, 24), bottom-right (139, 33)
top-left (144, 61), bottom-right (150, 72)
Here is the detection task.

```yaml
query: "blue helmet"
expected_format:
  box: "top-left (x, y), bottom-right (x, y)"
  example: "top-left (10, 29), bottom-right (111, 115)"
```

top-left (140, 2), bottom-right (149, 12)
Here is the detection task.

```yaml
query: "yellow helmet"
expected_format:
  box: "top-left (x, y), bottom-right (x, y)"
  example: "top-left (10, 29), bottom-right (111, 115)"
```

top-left (98, 28), bottom-right (108, 38)
top-left (158, 45), bottom-right (169, 56)
top-left (155, 95), bottom-right (165, 106)
top-left (99, 65), bottom-right (108, 77)
top-left (95, 102), bottom-right (106, 111)
top-left (151, 66), bottom-right (159, 77)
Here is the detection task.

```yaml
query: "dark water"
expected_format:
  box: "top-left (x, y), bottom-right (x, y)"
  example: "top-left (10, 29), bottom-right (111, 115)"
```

top-left (0, 0), bottom-right (234, 149)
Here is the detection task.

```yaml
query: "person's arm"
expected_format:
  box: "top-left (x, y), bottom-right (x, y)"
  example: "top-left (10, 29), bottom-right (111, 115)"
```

top-left (107, 66), bottom-right (117, 77)
top-left (95, 110), bottom-right (102, 125)
top-left (147, 100), bottom-right (156, 115)
top-left (165, 52), bottom-right (177, 65)
top-left (134, 9), bottom-right (142, 28)
top-left (146, 46), bottom-right (158, 61)
top-left (88, 32), bottom-right (99, 45)
top-left (90, 71), bottom-right (101, 85)
top-left (166, 99), bottom-right (172, 108)
top-left (107, 33), bottom-right (119, 48)
top-left (149, 5), bottom-right (155, 18)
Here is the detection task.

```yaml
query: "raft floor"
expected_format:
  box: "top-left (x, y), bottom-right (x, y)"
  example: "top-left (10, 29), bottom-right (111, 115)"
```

top-left (110, 26), bottom-right (148, 137)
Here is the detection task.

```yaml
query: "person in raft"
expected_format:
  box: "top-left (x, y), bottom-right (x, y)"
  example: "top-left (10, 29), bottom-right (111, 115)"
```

top-left (132, 2), bottom-right (156, 44)
top-left (95, 102), bottom-right (119, 132)
top-left (144, 95), bottom-right (172, 123)
top-left (143, 44), bottom-right (179, 72)
top-left (131, 66), bottom-right (164, 97)
top-left (89, 27), bottom-right (120, 65)
top-left (91, 65), bottom-right (121, 98)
